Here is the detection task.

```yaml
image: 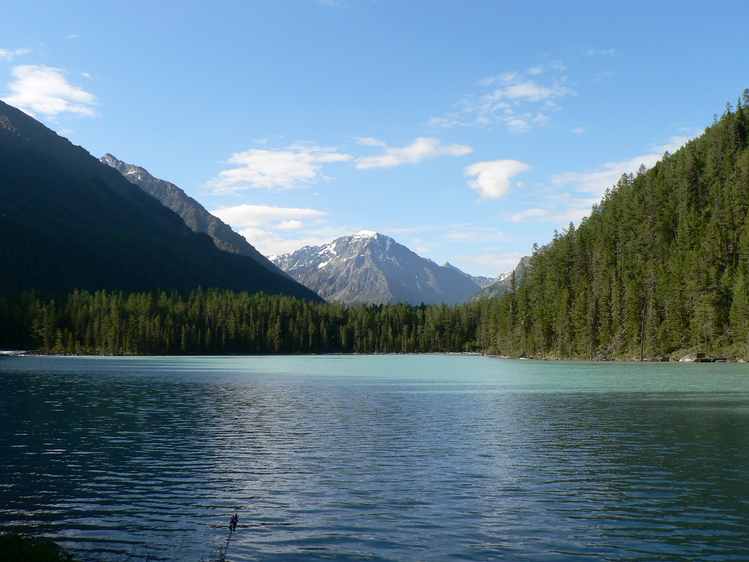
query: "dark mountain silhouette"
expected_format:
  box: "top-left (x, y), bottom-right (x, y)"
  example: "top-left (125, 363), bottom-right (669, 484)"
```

top-left (100, 153), bottom-right (288, 277)
top-left (0, 100), bottom-right (320, 300)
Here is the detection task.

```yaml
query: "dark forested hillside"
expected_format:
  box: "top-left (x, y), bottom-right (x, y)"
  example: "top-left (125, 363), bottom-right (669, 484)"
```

top-left (0, 101), bottom-right (320, 302)
top-left (477, 94), bottom-right (749, 360)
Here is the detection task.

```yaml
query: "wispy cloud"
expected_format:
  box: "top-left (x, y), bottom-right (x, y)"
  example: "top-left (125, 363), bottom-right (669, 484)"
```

top-left (210, 203), bottom-right (327, 227)
top-left (2, 64), bottom-right (98, 119)
top-left (429, 65), bottom-right (574, 132)
top-left (389, 224), bottom-right (515, 273)
top-left (509, 134), bottom-right (698, 229)
top-left (0, 48), bottom-right (31, 61)
top-left (551, 135), bottom-right (695, 196)
top-left (508, 196), bottom-right (600, 226)
top-left (210, 203), bottom-right (340, 257)
top-left (242, 226), bottom-right (357, 258)
top-left (206, 143), bottom-right (352, 194)
top-left (355, 137), bottom-right (473, 169)
top-left (585, 48), bottom-right (616, 57)
top-left (455, 251), bottom-right (527, 275)
top-left (464, 159), bottom-right (531, 199)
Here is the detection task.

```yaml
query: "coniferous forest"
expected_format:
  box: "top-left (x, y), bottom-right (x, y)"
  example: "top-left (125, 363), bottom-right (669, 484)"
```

top-left (4, 96), bottom-right (749, 360)
top-left (474, 95), bottom-right (749, 360)
top-left (0, 289), bottom-right (481, 355)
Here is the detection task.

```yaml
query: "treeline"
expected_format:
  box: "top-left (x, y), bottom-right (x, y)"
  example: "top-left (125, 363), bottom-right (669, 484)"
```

top-left (3, 289), bottom-right (481, 355)
top-left (5, 96), bottom-right (749, 360)
top-left (479, 95), bottom-right (749, 360)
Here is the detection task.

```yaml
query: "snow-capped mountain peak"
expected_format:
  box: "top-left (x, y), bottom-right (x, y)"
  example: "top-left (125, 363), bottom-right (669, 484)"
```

top-left (271, 232), bottom-right (483, 305)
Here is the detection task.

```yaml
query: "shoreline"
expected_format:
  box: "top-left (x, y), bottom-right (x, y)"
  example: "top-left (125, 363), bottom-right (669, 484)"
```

top-left (3, 349), bottom-right (746, 363)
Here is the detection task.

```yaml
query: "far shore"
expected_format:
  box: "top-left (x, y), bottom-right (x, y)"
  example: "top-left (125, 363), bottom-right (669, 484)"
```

top-left (2, 349), bottom-right (747, 363)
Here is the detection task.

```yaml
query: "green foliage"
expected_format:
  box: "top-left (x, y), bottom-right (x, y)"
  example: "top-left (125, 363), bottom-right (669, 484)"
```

top-left (480, 98), bottom-right (749, 360)
top-left (11, 289), bottom-right (481, 355)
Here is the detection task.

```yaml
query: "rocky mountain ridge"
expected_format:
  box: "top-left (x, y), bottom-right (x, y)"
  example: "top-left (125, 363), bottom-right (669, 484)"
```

top-left (100, 154), bottom-right (286, 277)
top-left (271, 231), bottom-right (484, 305)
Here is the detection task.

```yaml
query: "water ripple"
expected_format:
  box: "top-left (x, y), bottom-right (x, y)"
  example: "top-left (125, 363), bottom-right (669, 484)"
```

top-left (1, 355), bottom-right (749, 560)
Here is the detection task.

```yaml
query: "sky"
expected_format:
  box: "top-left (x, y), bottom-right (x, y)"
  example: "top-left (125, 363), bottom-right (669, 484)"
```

top-left (2, 0), bottom-right (748, 277)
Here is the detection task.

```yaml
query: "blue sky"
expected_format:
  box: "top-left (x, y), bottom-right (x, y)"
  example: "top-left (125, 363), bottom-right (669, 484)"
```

top-left (2, 1), bottom-right (748, 277)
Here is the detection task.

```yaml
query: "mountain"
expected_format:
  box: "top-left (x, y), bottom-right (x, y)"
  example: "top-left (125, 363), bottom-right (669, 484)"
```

top-left (468, 270), bottom-right (514, 301)
top-left (478, 97), bottom-right (749, 360)
top-left (271, 230), bottom-right (482, 305)
top-left (99, 154), bottom-right (287, 277)
top-left (468, 255), bottom-right (534, 301)
top-left (443, 262), bottom-right (497, 288)
top-left (0, 100), bottom-right (320, 300)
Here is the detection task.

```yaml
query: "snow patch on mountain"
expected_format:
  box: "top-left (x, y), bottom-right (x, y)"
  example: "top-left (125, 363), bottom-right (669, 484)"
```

top-left (271, 231), bottom-right (485, 305)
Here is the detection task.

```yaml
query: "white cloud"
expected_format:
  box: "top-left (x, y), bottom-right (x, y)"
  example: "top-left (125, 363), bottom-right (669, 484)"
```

top-left (551, 135), bottom-right (695, 196)
top-left (356, 137), bottom-right (386, 147)
top-left (507, 134), bottom-right (699, 232)
top-left (277, 219), bottom-right (303, 230)
top-left (239, 225), bottom-right (355, 258)
top-left (509, 195), bottom-right (601, 227)
top-left (210, 204), bottom-right (327, 228)
top-left (2, 64), bottom-right (98, 119)
top-left (440, 227), bottom-right (509, 243)
top-left (210, 203), bottom-right (342, 256)
top-left (585, 48), bottom-right (616, 57)
top-left (464, 159), bottom-right (531, 199)
top-left (456, 252), bottom-right (526, 275)
top-left (0, 48), bottom-right (31, 61)
top-left (506, 118), bottom-right (532, 133)
top-left (431, 65), bottom-right (574, 131)
top-left (486, 79), bottom-right (568, 102)
top-left (410, 238), bottom-right (431, 255)
top-left (355, 137), bottom-right (473, 169)
top-left (205, 143), bottom-right (352, 194)
top-left (509, 208), bottom-right (551, 222)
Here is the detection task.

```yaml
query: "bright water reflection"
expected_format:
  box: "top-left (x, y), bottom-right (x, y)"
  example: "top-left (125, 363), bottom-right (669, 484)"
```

top-left (1, 355), bottom-right (748, 560)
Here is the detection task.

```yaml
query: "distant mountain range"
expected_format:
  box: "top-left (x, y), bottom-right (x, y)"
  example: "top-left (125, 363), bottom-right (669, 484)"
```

top-left (443, 262), bottom-right (497, 289)
top-left (271, 230), bottom-right (491, 305)
top-left (467, 266), bottom-right (521, 301)
top-left (0, 100), bottom-right (319, 300)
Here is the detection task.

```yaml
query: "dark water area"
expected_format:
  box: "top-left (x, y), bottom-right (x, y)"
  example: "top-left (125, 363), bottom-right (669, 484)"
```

top-left (1, 355), bottom-right (748, 560)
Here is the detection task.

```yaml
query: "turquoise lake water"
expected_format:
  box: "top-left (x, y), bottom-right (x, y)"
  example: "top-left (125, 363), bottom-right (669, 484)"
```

top-left (1, 354), bottom-right (748, 560)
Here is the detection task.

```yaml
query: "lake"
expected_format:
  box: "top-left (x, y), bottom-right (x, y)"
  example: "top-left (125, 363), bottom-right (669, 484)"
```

top-left (1, 354), bottom-right (748, 561)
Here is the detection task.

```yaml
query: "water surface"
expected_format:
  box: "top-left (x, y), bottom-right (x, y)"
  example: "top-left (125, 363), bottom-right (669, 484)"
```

top-left (1, 355), bottom-right (748, 560)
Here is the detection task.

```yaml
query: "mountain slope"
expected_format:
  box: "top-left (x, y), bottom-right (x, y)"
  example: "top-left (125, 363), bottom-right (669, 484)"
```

top-left (100, 154), bottom-right (287, 277)
top-left (0, 100), bottom-right (320, 300)
top-left (468, 270), bottom-right (514, 301)
top-left (479, 96), bottom-right (749, 360)
top-left (443, 262), bottom-right (498, 289)
top-left (272, 231), bottom-right (481, 305)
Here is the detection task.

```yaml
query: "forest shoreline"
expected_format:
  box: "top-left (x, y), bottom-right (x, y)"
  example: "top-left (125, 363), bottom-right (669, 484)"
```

top-left (3, 348), bottom-right (745, 363)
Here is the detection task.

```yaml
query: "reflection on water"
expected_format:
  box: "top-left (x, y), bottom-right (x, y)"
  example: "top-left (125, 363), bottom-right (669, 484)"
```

top-left (1, 355), bottom-right (748, 560)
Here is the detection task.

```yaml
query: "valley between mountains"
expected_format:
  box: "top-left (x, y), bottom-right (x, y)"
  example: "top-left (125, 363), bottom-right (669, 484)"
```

top-left (100, 153), bottom-right (512, 306)
top-left (4, 95), bottom-right (749, 361)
